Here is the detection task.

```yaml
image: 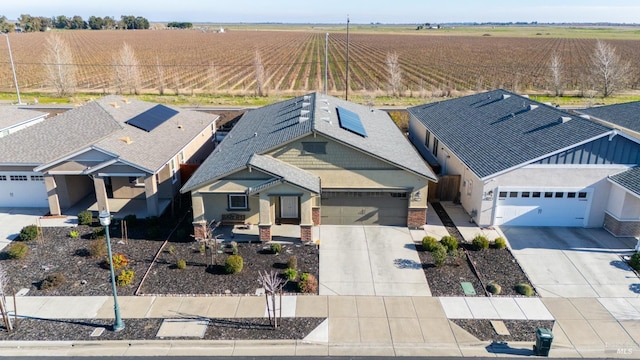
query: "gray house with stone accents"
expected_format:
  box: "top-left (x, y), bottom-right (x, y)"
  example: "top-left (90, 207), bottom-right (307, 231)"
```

top-left (181, 92), bottom-right (436, 242)
top-left (0, 96), bottom-right (217, 218)
top-left (409, 89), bottom-right (640, 237)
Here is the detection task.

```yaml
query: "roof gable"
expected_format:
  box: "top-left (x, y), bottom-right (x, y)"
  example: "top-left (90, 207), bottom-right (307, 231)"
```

top-left (609, 167), bottom-right (640, 198)
top-left (409, 89), bottom-right (615, 179)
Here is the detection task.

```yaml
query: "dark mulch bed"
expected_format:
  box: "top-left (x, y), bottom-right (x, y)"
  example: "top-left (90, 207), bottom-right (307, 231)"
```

top-left (452, 319), bottom-right (555, 342)
top-left (417, 244), bottom-right (535, 297)
top-left (0, 225), bottom-right (164, 296)
top-left (138, 240), bottom-right (319, 295)
top-left (0, 317), bottom-right (324, 341)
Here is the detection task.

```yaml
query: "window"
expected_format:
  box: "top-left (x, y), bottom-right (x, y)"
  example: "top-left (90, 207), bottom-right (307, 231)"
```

top-left (567, 192), bottom-right (576, 198)
top-left (10, 175), bottom-right (27, 181)
top-left (432, 138), bottom-right (439, 157)
top-left (509, 192), bottom-right (518, 198)
top-left (555, 192), bottom-right (564, 198)
top-left (544, 192), bottom-right (553, 198)
top-left (170, 159), bottom-right (177, 183)
top-left (498, 191), bottom-right (507, 198)
top-left (425, 130), bottom-right (431, 147)
top-left (0, 175), bottom-right (6, 181)
top-left (129, 176), bottom-right (145, 186)
top-left (228, 194), bottom-right (248, 210)
top-left (522, 192), bottom-right (530, 198)
top-left (532, 192), bottom-right (541, 198)
top-left (179, 152), bottom-right (185, 164)
top-left (30, 175), bottom-right (44, 181)
top-left (578, 192), bottom-right (588, 199)
top-left (301, 142), bottom-right (327, 155)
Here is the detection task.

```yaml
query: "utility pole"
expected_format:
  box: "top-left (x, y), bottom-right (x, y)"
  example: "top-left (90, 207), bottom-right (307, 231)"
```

top-left (345, 16), bottom-right (350, 100)
top-left (1, 33), bottom-right (22, 105)
top-left (324, 33), bottom-right (328, 94)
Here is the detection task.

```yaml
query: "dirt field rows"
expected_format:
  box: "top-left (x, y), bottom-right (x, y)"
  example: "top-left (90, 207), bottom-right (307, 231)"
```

top-left (0, 29), bottom-right (638, 96)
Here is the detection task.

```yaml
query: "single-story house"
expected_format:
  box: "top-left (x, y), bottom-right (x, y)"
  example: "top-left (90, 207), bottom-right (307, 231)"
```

top-left (181, 92), bottom-right (436, 242)
top-left (0, 107), bottom-right (48, 138)
top-left (408, 89), bottom-right (640, 235)
top-left (0, 96), bottom-right (218, 217)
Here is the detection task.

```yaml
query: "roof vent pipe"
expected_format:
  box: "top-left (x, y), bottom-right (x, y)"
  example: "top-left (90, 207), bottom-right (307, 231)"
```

top-left (579, 114), bottom-right (591, 120)
top-left (502, 94), bottom-right (511, 100)
top-left (529, 105), bottom-right (539, 111)
top-left (559, 116), bottom-right (572, 124)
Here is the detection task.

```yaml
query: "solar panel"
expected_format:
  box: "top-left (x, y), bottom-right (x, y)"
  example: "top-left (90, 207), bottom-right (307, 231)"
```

top-left (337, 106), bottom-right (367, 137)
top-left (125, 105), bottom-right (179, 132)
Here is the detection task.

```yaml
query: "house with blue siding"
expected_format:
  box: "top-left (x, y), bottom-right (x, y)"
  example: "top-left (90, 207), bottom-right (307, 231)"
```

top-left (408, 89), bottom-right (640, 236)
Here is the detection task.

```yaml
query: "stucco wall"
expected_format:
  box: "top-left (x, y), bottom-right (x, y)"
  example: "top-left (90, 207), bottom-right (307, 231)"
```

top-left (201, 192), bottom-right (260, 225)
top-left (608, 184), bottom-right (640, 220)
top-left (54, 175), bottom-right (93, 209)
top-left (180, 125), bottom-right (215, 164)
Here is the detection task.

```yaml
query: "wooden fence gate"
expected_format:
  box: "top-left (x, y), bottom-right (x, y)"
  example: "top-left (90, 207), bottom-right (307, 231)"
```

top-left (428, 175), bottom-right (461, 202)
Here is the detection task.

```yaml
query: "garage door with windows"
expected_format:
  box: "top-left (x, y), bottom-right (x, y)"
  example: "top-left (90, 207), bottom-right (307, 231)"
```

top-left (0, 172), bottom-right (48, 207)
top-left (320, 191), bottom-right (408, 225)
top-left (494, 189), bottom-right (592, 227)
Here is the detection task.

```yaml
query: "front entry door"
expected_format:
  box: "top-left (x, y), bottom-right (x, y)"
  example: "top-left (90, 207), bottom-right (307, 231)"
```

top-left (280, 196), bottom-right (299, 219)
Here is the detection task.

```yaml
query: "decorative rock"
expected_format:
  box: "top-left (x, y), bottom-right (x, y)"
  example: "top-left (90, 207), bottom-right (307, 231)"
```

top-left (224, 289), bottom-right (231, 295)
top-left (255, 288), bottom-right (265, 296)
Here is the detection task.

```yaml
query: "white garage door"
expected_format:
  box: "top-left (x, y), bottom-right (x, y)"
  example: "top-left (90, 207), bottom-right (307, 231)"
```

top-left (494, 189), bottom-right (592, 227)
top-left (0, 172), bottom-right (48, 207)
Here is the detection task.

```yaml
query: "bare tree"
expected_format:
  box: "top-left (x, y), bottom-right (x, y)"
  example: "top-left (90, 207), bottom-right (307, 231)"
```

top-left (254, 50), bottom-right (266, 96)
top-left (155, 56), bottom-right (165, 95)
top-left (549, 52), bottom-right (563, 97)
top-left (207, 61), bottom-right (218, 94)
top-left (257, 270), bottom-right (287, 328)
top-left (44, 34), bottom-right (76, 97)
top-left (386, 51), bottom-right (402, 97)
top-left (0, 264), bottom-right (13, 332)
top-left (591, 40), bottom-right (631, 98)
top-left (112, 42), bottom-right (141, 95)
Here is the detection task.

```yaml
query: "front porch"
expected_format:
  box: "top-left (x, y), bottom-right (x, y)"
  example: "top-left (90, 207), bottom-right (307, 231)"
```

top-left (211, 224), bottom-right (320, 244)
top-left (63, 195), bottom-right (172, 220)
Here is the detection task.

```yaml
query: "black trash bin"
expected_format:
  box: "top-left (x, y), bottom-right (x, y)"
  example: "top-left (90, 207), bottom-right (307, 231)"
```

top-left (534, 327), bottom-right (553, 356)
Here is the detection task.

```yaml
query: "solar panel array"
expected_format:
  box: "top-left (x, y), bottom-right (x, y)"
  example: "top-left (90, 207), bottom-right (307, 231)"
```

top-left (337, 106), bottom-right (367, 137)
top-left (125, 105), bottom-right (179, 132)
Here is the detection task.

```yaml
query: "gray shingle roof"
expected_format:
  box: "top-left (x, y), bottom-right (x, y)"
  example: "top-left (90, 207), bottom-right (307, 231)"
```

top-left (408, 89), bottom-right (614, 179)
top-left (0, 107), bottom-right (48, 131)
top-left (248, 154), bottom-right (320, 193)
top-left (182, 92), bottom-right (436, 193)
top-left (0, 96), bottom-right (217, 172)
top-left (578, 102), bottom-right (640, 134)
top-left (609, 167), bottom-right (640, 197)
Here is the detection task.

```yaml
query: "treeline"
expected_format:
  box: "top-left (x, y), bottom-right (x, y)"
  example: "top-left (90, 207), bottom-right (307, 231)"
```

top-left (167, 22), bottom-right (193, 29)
top-left (0, 14), bottom-right (150, 32)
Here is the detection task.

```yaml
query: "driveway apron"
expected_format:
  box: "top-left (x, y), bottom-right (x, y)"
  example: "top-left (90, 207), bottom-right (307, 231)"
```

top-left (319, 225), bottom-right (431, 296)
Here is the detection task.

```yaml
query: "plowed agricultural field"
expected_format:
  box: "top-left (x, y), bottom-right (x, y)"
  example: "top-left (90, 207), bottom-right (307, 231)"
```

top-left (0, 30), bottom-right (638, 96)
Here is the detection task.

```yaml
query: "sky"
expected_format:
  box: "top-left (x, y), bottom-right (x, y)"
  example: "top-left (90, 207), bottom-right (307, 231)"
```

top-left (2, 0), bottom-right (640, 24)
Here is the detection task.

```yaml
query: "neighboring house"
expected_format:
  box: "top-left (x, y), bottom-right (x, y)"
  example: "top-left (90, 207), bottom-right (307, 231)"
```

top-left (0, 107), bottom-right (48, 138)
top-left (408, 89), bottom-right (640, 235)
top-left (0, 96), bottom-right (218, 217)
top-left (181, 92), bottom-right (436, 242)
top-left (577, 102), bottom-right (640, 140)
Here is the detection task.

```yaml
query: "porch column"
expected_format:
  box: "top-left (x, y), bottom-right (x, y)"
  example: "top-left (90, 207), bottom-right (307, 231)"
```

top-left (44, 175), bottom-right (61, 216)
top-left (191, 192), bottom-right (207, 240)
top-left (300, 193), bottom-right (313, 242)
top-left (92, 176), bottom-right (110, 213)
top-left (144, 174), bottom-right (159, 217)
top-left (258, 193), bottom-right (272, 242)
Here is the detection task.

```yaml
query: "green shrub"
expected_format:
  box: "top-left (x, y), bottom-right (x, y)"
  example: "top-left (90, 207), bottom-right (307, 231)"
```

top-left (69, 230), bottom-right (80, 238)
top-left (284, 268), bottom-right (298, 281)
top-left (493, 237), bottom-right (507, 249)
top-left (7, 242), bottom-right (29, 259)
top-left (19, 225), bottom-right (40, 241)
top-left (176, 259), bottom-right (187, 269)
top-left (41, 273), bottom-right (66, 290)
top-left (298, 272), bottom-right (318, 293)
top-left (286, 255), bottom-right (298, 269)
top-left (91, 226), bottom-right (105, 240)
top-left (629, 252), bottom-right (640, 271)
top-left (123, 214), bottom-right (137, 227)
top-left (89, 239), bottom-right (107, 258)
top-left (110, 253), bottom-right (129, 270)
top-left (421, 236), bottom-right (439, 251)
top-left (116, 269), bottom-right (135, 286)
top-left (432, 243), bottom-right (447, 267)
top-left (487, 282), bottom-right (502, 295)
top-left (77, 211), bottom-right (93, 226)
top-left (472, 235), bottom-right (490, 250)
top-left (440, 235), bottom-right (459, 252)
top-left (225, 255), bottom-right (244, 274)
top-left (516, 283), bottom-right (534, 296)
top-left (270, 243), bottom-right (282, 254)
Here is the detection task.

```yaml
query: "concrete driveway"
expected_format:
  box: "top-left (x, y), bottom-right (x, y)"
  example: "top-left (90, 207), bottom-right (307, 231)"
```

top-left (318, 225), bottom-right (431, 296)
top-left (502, 227), bottom-right (640, 298)
top-left (0, 208), bottom-right (48, 251)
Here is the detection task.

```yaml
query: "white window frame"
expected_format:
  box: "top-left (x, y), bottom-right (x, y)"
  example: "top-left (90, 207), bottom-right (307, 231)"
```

top-left (179, 151), bottom-right (185, 164)
top-left (228, 194), bottom-right (248, 210)
top-left (170, 159), bottom-right (177, 183)
top-left (129, 176), bottom-right (145, 187)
